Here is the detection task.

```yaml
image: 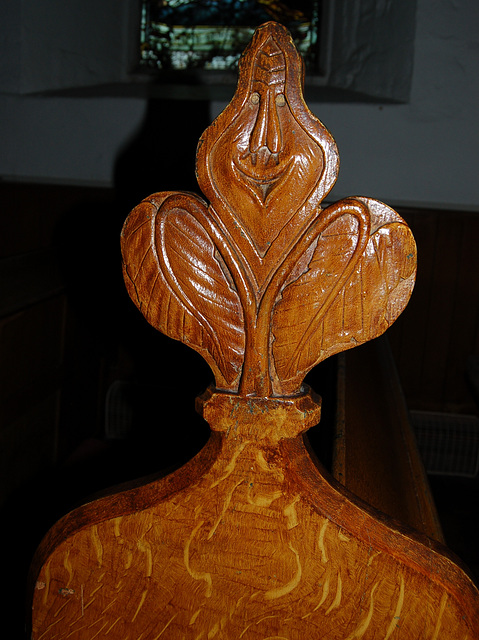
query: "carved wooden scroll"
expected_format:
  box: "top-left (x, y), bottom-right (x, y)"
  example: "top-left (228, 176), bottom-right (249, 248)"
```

top-left (29, 22), bottom-right (479, 639)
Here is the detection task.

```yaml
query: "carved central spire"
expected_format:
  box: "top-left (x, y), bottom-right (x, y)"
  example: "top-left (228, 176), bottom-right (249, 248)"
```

top-left (248, 36), bottom-right (286, 165)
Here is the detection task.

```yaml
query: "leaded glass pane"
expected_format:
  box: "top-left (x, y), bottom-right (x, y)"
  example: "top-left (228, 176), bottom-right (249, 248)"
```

top-left (140, 1), bottom-right (322, 73)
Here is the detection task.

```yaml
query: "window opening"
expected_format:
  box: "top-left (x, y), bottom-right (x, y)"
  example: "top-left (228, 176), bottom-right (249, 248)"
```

top-left (140, 0), bottom-right (323, 74)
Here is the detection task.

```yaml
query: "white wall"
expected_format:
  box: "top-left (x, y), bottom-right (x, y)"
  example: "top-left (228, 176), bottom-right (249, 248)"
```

top-left (314, 0), bottom-right (479, 210)
top-left (0, 0), bottom-right (478, 210)
top-left (0, 94), bottom-right (146, 187)
top-left (0, 0), bottom-right (146, 187)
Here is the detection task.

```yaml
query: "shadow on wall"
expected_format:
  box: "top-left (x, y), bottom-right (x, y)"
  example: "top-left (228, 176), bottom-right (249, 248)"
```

top-left (110, 97), bottom-right (214, 462)
top-left (114, 98), bottom-right (211, 213)
top-left (87, 97), bottom-right (216, 477)
top-left (52, 97), bottom-right (214, 462)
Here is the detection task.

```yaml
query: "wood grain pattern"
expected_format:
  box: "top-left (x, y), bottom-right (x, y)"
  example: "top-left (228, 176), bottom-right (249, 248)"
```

top-left (29, 21), bottom-right (479, 639)
top-left (30, 425), bottom-right (479, 639)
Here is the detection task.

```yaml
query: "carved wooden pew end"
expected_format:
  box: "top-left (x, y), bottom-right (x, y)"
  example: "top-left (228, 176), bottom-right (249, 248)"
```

top-left (29, 22), bottom-right (479, 639)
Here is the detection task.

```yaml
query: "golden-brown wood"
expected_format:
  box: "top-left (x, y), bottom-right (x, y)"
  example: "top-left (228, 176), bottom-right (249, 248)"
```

top-left (29, 22), bottom-right (479, 639)
top-left (120, 23), bottom-right (415, 398)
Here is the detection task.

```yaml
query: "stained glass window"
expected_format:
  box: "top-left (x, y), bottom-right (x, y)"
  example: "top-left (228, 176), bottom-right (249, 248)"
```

top-left (140, 0), bottom-right (323, 74)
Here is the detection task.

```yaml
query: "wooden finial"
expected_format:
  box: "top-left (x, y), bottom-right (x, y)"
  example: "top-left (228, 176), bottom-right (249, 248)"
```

top-left (121, 22), bottom-right (416, 403)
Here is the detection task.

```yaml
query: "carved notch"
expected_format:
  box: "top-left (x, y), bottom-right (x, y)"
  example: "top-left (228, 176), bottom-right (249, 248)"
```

top-left (121, 22), bottom-right (416, 399)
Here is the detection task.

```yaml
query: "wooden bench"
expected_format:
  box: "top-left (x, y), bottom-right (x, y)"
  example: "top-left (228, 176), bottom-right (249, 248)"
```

top-left (335, 337), bottom-right (444, 543)
top-left (28, 21), bottom-right (479, 639)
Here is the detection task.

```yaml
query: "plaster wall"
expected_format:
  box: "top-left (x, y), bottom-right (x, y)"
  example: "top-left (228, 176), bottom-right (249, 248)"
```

top-left (0, 0), bottom-right (478, 210)
top-left (312, 0), bottom-right (479, 209)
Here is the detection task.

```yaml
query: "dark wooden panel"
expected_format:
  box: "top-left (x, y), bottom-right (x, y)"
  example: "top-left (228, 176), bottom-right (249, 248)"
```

top-left (0, 182), bottom-right (116, 506)
top-left (443, 214), bottom-right (479, 408)
top-left (420, 212), bottom-right (463, 407)
top-left (0, 296), bottom-right (66, 407)
top-left (0, 393), bottom-right (60, 506)
top-left (390, 208), bottom-right (479, 414)
top-left (0, 182), bottom-right (114, 258)
top-left (0, 297), bottom-right (65, 503)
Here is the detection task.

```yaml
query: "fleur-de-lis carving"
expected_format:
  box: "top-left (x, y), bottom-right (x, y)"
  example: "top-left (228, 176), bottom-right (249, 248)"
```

top-left (121, 22), bottom-right (416, 398)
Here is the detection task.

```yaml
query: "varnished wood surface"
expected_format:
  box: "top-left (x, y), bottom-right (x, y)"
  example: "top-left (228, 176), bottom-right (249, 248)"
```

top-left (30, 421), bottom-right (479, 639)
top-left (29, 21), bottom-right (479, 639)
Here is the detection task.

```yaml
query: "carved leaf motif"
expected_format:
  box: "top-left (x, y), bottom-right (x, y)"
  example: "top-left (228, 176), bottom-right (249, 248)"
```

top-left (121, 193), bottom-right (245, 389)
top-left (271, 199), bottom-right (417, 395)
